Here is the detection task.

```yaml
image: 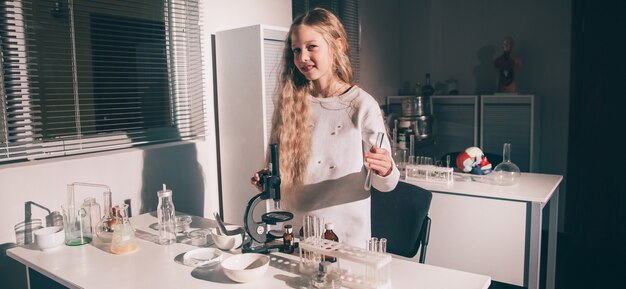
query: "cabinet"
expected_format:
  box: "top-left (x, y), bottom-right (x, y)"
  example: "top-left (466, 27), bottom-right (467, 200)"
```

top-left (215, 25), bottom-right (287, 224)
top-left (429, 95), bottom-right (479, 159)
top-left (480, 95), bottom-right (539, 172)
top-left (406, 94), bottom-right (539, 172)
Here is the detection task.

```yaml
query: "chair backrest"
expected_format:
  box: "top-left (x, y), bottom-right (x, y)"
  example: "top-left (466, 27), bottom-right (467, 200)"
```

top-left (371, 182), bottom-right (432, 261)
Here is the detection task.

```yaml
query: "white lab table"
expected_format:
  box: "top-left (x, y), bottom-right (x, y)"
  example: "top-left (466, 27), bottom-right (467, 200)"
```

top-left (8, 213), bottom-right (490, 289)
top-left (405, 172), bottom-right (562, 289)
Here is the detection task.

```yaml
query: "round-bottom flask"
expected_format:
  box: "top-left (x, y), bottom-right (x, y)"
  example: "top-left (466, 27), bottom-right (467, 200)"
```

top-left (492, 143), bottom-right (521, 186)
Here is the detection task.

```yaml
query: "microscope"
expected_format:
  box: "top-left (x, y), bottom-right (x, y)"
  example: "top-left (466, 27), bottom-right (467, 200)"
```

top-left (242, 143), bottom-right (294, 253)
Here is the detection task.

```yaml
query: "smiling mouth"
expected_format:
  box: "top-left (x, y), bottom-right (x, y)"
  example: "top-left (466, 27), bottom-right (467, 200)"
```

top-left (301, 65), bottom-right (314, 72)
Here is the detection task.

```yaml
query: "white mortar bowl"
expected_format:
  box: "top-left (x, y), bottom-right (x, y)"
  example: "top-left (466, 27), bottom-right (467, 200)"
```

top-left (221, 253), bottom-right (270, 283)
top-left (209, 226), bottom-right (243, 250)
top-left (34, 226), bottom-right (65, 251)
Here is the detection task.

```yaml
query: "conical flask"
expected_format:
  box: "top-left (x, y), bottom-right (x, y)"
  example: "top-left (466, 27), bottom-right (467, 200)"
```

top-left (110, 204), bottom-right (137, 254)
top-left (492, 143), bottom-right (521, 186)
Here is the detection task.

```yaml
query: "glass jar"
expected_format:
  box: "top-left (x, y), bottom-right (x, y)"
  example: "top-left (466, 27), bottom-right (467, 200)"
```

top-left (96, 190), bottom-right (114, 243)
top-left (310, 261), bottom-right (341, 289)
top-left (82, 197), bottom-right (101, 236)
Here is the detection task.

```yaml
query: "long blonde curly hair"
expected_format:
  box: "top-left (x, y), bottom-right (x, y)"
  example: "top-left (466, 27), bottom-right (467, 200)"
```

top-left (271, 8), bottom-right (354, 194)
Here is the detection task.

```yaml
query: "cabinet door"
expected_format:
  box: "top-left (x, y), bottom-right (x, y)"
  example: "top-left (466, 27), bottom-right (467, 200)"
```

top-left (429, 95), bottom-right (478, 159)
top-left (480, 95), bottom-right (537, 172)
top-left (262, 29), bottom-right (286, 145)
top-left (215, 25), bottom-right (287, 224)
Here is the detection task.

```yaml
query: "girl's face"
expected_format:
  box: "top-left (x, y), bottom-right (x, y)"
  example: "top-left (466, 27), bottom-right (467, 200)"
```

top-left (291, 25), bottom-right (335, 86)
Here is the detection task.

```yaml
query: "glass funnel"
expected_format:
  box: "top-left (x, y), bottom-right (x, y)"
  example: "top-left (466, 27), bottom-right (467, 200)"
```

top-left (492, 143), bottom-right (521, 186)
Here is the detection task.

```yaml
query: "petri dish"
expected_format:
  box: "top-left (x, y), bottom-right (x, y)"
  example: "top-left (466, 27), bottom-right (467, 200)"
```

top-left (187, 229), bottom-right (209, 246)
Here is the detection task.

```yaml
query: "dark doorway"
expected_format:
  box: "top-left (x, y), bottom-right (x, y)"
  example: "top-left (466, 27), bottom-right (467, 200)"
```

top-left (561, 0), bottom-right (625, 288)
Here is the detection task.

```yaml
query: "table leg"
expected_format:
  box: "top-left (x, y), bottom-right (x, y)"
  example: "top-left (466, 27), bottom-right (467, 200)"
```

top-left (527, 202), bottom-right (542, 289)
top-left (25, 265), bottom-right (31, 289)
top-left (545, 189), bottom-right (559, 289)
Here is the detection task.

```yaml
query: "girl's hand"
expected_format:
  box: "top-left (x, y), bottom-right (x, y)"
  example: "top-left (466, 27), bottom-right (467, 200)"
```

top-left (250, 168), bottom-right (270, 192)
top-left (365, 147), bottom-right (393, 177)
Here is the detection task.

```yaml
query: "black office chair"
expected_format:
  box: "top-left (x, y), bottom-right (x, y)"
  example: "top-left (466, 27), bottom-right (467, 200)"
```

top-left (371, 182), bottom-right (432, 263)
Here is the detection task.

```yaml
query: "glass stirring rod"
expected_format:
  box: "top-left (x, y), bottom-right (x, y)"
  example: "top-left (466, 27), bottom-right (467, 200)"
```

top-left (364, 132), bottom-right (385, 190)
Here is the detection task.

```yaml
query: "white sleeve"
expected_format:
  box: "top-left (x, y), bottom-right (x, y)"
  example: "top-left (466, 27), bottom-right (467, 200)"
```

top-left (360, 96), bottom-right (399, 192)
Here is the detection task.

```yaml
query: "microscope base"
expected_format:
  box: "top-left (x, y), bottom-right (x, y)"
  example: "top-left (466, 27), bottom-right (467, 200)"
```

top-left (242, 241), bottom-right (285, 254)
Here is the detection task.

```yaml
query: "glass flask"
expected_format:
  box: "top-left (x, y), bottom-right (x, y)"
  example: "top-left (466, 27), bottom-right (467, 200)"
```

top-left (492, 143), bottom-right (521, 186)
top-left (110, 204), bottom-right (137, 254)
top-left (96, 190), bottom-right (114, 243)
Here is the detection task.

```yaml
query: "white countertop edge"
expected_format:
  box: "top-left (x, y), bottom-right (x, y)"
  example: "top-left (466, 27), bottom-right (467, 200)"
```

top-left (404, 173), bottom-right (563, 204)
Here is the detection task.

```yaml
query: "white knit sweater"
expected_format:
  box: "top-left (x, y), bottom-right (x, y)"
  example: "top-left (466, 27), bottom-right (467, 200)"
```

top-left (284, 85), bottom-right (400, 247)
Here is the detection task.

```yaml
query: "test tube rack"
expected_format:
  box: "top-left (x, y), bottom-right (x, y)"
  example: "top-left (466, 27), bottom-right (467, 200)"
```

top-left (299, 237), bottom-right (392, 289)
top-left (405, 164), bottom-right (454, 184)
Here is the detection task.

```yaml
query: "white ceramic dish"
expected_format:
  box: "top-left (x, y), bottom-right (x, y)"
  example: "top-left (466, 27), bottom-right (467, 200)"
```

top-left (183, 248), bottom-right (222, 267)
top-left (221, 253), bottom-right (270, 283)
top-left (34, 226), bottom-right (65, 251)
top-left (210, 226), bottom-right (243, 250)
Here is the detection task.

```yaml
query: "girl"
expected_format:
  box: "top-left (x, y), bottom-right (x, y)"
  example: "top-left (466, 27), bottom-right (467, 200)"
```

top-left (251, 8), bottom-right (399, 247)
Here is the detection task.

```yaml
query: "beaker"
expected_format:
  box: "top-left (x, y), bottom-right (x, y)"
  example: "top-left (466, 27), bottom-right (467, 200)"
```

top-left (110, 204), bottom-right (137, 254)
top-left (62, 204), bottom-right (92, 246)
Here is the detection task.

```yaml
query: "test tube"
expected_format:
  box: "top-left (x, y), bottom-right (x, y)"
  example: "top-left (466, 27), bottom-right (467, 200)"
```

top-left (302, 215), bottom-right (324, 271)
top-left (375, 132), bottom-right (384, 148)
top-left (393, 120), bottom-right (398, 147)
top-left (409, 134), bottom-right (415, 158)
top-left (365, 132), bottom-right (385, 190)
top-left (379, 238), bottom-right (387, 253)
top-left (370, 237), bottom-right (378, 252)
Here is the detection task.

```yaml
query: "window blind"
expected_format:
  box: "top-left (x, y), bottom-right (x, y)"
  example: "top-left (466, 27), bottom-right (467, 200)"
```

top-left (0, 0), bottom-right (205, 164)
top-left (292, 0), bottom-right (360, 83)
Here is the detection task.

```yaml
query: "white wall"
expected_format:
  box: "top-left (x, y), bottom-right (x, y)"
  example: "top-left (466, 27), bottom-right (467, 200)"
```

top-left (359, 0), bottom-right (402, 103)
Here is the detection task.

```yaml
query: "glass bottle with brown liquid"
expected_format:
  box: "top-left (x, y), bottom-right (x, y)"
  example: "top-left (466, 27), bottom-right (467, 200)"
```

top-left (323, 223), bottom-right (338, 262)
top-left (283, 224), bottom-right (294, 254)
